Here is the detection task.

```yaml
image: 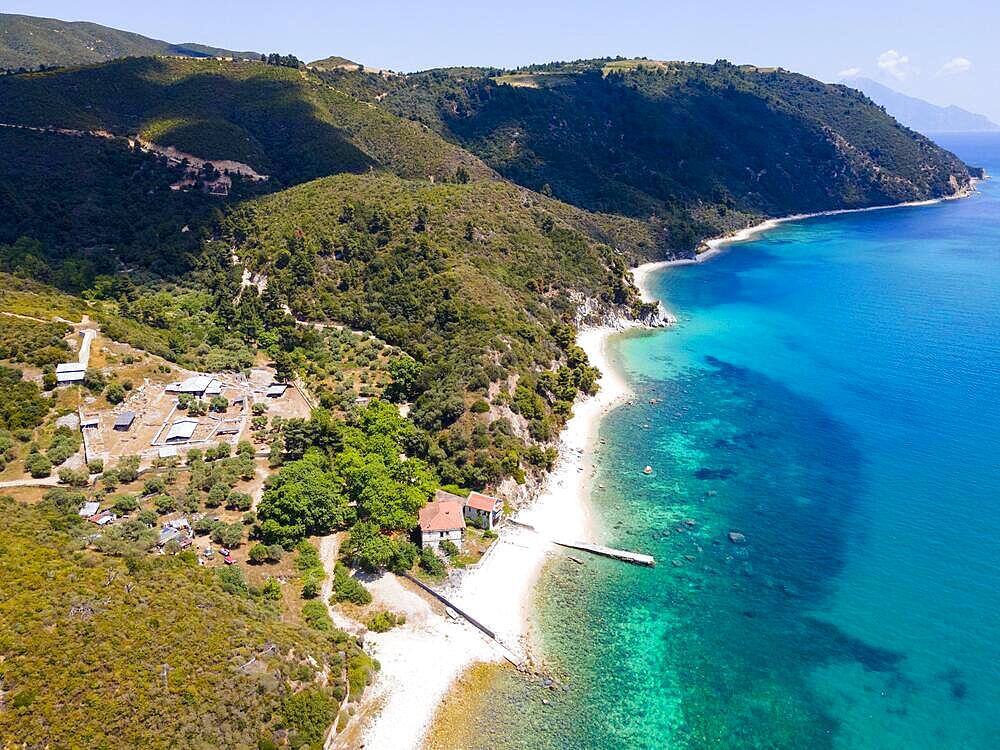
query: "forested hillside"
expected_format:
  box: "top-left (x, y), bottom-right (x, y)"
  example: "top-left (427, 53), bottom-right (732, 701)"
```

top-left (319, 58), bottom-right (972, 249)
top-left (0, 13), bottom-right (257, 70)
top-left (0, 57), bottom-right (490, 186)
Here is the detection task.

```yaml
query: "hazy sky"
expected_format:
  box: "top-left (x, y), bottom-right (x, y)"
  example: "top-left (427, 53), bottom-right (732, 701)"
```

top-left (9, 0), bottom-right (1000, 120)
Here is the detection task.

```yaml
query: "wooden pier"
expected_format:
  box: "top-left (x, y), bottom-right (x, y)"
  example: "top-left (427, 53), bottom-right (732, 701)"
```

top-left (554, 540), bottom-right (656, 567)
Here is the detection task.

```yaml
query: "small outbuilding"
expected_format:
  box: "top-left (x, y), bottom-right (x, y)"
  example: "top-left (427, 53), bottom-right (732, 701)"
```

top-left (114, 411), bottom-right (136, 431)
top-left (56, 362), bottom-right (85, 384)
top-left (80, 416), bottom-right (100, 429)
top-left (165, 417), bottom-right (199, 443)
top-left (418, 498), bottom-right (465, 550)
top-left (463, 491), bottom-right (503, 530)
top-left (265, 383), bottom-right (288, 398)
top-left (78, 501), bottom-right (100, 517)
top-left (166, 375), bottom-right (213, 395)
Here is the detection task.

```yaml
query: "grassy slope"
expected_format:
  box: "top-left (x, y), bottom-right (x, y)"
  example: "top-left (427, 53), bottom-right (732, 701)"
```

top-left (0, 498), bottom-right (371, 749)
top-left (0, 13), bottom-right (256, 70)
top-left (319, 59), bottom-right (970, 252)
top-left (0, 57), bottom-right (491, 185)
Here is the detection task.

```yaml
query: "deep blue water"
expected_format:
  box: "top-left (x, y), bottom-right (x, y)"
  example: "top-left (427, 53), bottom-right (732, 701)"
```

top-left (449, 133), bottom-right (1000, 749)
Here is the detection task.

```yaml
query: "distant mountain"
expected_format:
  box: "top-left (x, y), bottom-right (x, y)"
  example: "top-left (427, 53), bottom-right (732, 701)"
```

top-left (846, 77), bottom-right (999, 133)
top-left (0, 13), bottom-right (258, 70)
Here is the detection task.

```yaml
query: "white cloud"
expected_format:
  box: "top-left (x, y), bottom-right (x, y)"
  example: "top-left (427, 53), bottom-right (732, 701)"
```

top-left (938, 56), bottom-right (972, 75)
top-left (837, 67), bottom-right (862, 79)
top-left (877, 49), bottom-right (912, 80)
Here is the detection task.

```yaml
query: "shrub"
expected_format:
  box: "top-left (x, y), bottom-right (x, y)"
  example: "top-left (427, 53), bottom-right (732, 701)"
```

top-left (153, 494), bottom-right (176, 514)
top-left (205, 483), bottom-right (228, 508)
top-left (260, 577), bottom-right (282, 600)
top-left (419, 547), bottom-right (446, 577)
top-left (87, 458), bottom-right (104, 474)
top-left (248, 542), bottom-right (281, 564)
top-left (225, 490), bottom-right (252, 511)
top-left (193, 517), bottom-right (220, 536)
top-left (83, 368), bottom-right (106, 393)
top-left (440, 539), bottom-right (460, 558)
top-left (217, 565), bottom-right (248, 596)
top-left (330, 562), bottom-right (372, 605)
top-left (25, 452), bottom-right (52, 478)
top-left (104, 382), bottom-right (126, 404)
top-left (111, 494), bottom-right (139, 515)
top-left (302, 600), bottom-right (332, 630)
top-left (100, 469), bottom-right (119, 490)
top-left (116, 454), bottom-right (140, 483)
top-left (281, 689), bottom-right (337, 747)
top-left (142, 476), bottom-right (165, 496)
top-left (388, 540), bottom-right (419, 574)
top-left (366, 610), bottom-right (405, 633)
top-left (301, 578), bottom-right (320, 599)
top-left (211, 522), bottom-right (243, 548)
top-left (58, 467), bottom-right (89, 487)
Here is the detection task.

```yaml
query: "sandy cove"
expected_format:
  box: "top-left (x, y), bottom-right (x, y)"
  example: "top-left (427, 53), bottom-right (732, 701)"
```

top-left (633, 182), bottom-right (980, 289)
top-left (346, 326), bottom-right (636, 750)
top-left (345, 183), bottom-right (982, 750)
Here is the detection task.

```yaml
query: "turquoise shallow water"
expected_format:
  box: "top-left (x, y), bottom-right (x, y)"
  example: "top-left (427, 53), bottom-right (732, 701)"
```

top-left (456, 134), bottom-right (1000, 749)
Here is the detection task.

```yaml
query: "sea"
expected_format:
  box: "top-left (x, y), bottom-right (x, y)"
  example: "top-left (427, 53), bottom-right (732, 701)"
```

top-left (443, 133), bottom-right (1000, 749)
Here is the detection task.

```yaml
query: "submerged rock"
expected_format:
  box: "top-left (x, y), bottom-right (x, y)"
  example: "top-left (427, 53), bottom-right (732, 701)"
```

top-left (728, 531), bottom-right (746, 544)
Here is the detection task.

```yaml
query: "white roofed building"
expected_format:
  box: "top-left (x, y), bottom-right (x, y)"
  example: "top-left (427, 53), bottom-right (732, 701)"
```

top-left (165, 417), bottom-right (199, 443)
top-left (56, 362), bottom-right (86, 384)
top-left (165, 375), bottom-right (214, 395)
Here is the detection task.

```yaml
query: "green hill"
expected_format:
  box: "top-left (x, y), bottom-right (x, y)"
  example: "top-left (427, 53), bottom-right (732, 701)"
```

top-left (0, 497), bottom-right (374, 749)
top-left (0, 56), bottom-right (490, 186)
top-left (319, 58), bottom-right (972, 250)
top-left (308, 55), bottom-right (363, 71)
top-left (0, 13), bottom-right (258, 71)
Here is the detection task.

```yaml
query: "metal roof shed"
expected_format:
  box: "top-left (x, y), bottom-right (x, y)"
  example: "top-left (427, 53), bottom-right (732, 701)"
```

top-left (114, 411), bottom-right (136, 431)
top-left (165, 418), bottom-right (199, 443)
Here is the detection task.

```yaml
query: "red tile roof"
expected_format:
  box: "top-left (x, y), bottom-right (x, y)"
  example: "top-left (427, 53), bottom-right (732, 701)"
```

top-left (465, 491), bottom-right (500, 513)
top-left (434, 489), bottom-right (466, 504)
top-left (419, 500), bottom-right (465, 532)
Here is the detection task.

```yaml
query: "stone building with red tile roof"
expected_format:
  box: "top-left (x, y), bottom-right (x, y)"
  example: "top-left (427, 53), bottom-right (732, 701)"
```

top-left (463, 491), bottom-right (503, 530)
top-left (418, 497), bottom-right (465, 550)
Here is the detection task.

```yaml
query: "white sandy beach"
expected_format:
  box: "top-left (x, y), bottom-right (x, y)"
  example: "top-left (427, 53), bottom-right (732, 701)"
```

top-left (352, 327), bottom-right (635, 750)
top-left (349, 181), bottom-right (980, 750)
top-left (632, 182), bottom-right (979, 289)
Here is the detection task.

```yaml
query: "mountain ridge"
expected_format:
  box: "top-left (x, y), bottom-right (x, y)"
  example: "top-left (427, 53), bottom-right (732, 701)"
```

top-left (844, 76), bottom-right (999, 133)
top-left (0, 13), bottom-right (258, 70)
